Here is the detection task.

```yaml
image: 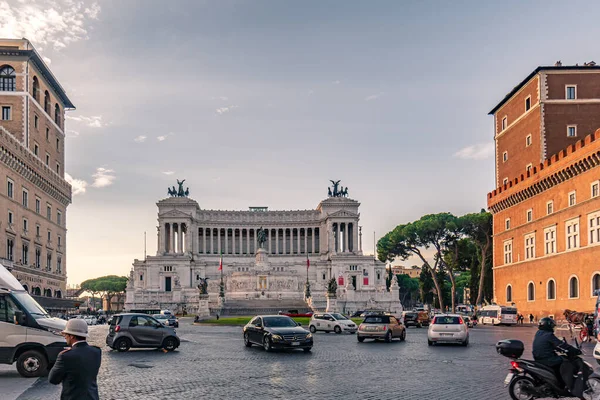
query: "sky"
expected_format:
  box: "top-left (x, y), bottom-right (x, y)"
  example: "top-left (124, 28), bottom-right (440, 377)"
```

top-left (2, 0), bottom-right (599, 285)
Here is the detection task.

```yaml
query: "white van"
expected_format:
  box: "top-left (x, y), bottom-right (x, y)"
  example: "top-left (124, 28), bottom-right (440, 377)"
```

top-left (478, 305), bottom-right (518, 326)
top-left (0, 264), bottom-right (67, 377)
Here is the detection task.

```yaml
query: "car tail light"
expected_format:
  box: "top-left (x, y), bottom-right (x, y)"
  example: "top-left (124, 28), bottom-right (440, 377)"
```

top-left (510, 361), bottom-right (519, 369)
top-left (432, 317), bottom-right (436, 324)
top-left (115, 325), bottom-right (121, 332)
top-left (383, 325), bottom-right (387, 331)
top-left (458, 317), bottom-right (464, 324)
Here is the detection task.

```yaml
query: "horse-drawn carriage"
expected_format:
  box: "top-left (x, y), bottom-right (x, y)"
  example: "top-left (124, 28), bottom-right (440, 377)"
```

top-left (564, 309), bottom-right (596, 342)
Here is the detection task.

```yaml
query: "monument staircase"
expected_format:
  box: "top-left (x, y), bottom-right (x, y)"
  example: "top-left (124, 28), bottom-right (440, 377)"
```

top-left (218, 299), bottom-right (312, 316)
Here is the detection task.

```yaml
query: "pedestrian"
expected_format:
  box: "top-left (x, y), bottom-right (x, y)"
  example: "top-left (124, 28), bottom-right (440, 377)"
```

top-left (529, 313), bottom-right (534, 324)
top-left (216, 313), bottom-right (220, 321)
top-left (48, 318), bottom-right (101, 400)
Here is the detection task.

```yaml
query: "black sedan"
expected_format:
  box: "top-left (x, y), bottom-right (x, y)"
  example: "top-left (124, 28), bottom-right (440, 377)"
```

top-left (243, 315), bottom-right (313, 352)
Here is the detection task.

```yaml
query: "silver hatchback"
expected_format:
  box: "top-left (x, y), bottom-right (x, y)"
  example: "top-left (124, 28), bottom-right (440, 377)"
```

top-left (106, 313), bottom-right (180, 352)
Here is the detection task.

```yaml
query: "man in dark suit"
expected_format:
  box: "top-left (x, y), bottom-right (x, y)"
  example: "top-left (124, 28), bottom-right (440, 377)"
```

top-left (49, 318), bottom-right (102, 400)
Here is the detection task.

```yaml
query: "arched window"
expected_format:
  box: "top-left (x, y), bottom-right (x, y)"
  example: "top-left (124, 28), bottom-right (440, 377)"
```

top-left (22, 284), bottom-right (29, 293)
top-left (547, 279), bottom-right (556, 300)
top-left (569, 276), bottom-right (579, 299)
top-left (506, 284), bottom-right (512, 302)
top-left (54, 290), bottom-right (62, 298)
top-left (44, 91), bottom-right (50, 113)
top-left (32, 287), bottom-right (41, 296)
top-left (32, 76), bottom-right (39, 101)
top-left (44, 288), bottom-right (52, 297)
top-left (527, 282), bottom-right (535, 301)
top-left (54, 103), bottom-right (60, 126)
top-left (592, 273), bottom-right (600, 296)
top-left (0, 65), bottom-right (16, 91)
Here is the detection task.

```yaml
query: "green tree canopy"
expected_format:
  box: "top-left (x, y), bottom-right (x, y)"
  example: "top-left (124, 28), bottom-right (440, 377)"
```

top-left (80, 275), bottom-right (128, 312)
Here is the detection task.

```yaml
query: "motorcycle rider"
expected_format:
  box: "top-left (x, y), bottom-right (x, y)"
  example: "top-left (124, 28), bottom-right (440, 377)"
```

top-left (532, 317), bottom-right (580, 389)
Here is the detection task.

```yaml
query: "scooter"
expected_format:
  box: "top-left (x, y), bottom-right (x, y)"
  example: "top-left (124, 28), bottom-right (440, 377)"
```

top-left (497, 338), bottom-right (600, 400)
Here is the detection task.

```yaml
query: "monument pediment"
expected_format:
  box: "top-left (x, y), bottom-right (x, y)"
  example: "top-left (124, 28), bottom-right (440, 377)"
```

top-left (159, 209), bottom-right (192, 218)
top-left (327, 210), bottom-right (359, 219)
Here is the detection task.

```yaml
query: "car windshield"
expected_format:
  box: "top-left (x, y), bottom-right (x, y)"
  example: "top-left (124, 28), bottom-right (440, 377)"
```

top-left (434, 316), bottom-right (461, 324)
top-left (330, 313), bottom-right (347, 320)
top-left (263, 316), bottom-right (297, 327)
top-left (405, 313), bottom-right (417, 318)
top-left (364, 316), bottom-right (390, 324)
top-left (13, 292), bottom-right (49, 319)
top-left (153, 315), bottom-right (167, 319)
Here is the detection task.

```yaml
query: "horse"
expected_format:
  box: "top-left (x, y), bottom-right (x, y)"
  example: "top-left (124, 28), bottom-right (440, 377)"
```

top-left (564, 309), bottom-right (587, 325)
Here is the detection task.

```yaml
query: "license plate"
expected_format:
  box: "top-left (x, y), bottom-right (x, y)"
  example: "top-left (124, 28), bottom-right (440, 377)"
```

top-left (440, 333), bottom-right (452, 337)
top-left (504, 373), bottom-right (514, 385)
top-left (291, 342), bottom-right (300, 346)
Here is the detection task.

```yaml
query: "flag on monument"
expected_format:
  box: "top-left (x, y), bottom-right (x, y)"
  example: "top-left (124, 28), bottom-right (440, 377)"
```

top-left (306, 255), bottom-right (310, 270)
top-left (219, 252), bottom-right (223, 271)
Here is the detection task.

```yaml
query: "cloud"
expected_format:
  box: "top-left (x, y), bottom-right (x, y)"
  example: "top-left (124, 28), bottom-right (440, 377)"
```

top-left (162, 171), bottom-right (174, 176)
top-left (42, 56), bottom-right (52, 65)
top-left (212, 96), bottom-right (229, 101)
top-left (365, 92), bottom-right (384, 101)
top-left (453, 142), bottom-right (494, 160)
top-left (66, 115), bottom-right (104, 128)
top-left (65, 129), bottom-right (79, 138)
top-left (65, 173), bottom-right (88, 195)
top-left (156, 132), bottom-right (174, 142)
top-left (134, 135), bottom-right (147, 143)
top-left (332, 80), bottom-right (341, 84)
top-left (216, 106), bottom-right (238, 115)
top-left (0, 1), bottom-right (101, 51)
top-left (91, 167), bottom-right (116, 188)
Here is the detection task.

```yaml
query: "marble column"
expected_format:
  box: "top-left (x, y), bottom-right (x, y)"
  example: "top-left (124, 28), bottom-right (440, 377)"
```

top-left (253, 228), bottom-right (257, 253)
top-left (311, 228), bottom-right (315, 254)
top-left (210, 228), bottom-right (214, 254)
top-left (276, 229), bottom-right (279, 254)
top-left (232, 228), bottom-right (236, 254)
top-left (171, 224), bottom-right (176, 254)
top-left (336, 223), bottom-right (341, 253)
top-left (268, 229), bottom-right (272, 254)
top-left (283, 229), bottom-right (287, 254)
top-left (157, 225), bottom-right (161, 254)
top-left (217, 228), bottom-right (221, 255)
top-left (304, 228), bottom-right (307, 254)
top-left (290, 228), bottom-right (294, 254)
top-left (344, 223), bottom-right (349, 253)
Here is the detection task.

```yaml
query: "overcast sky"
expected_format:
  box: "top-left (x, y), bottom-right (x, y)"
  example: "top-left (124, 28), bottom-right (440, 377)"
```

top-left (2, 0), bottom-right (599, 284)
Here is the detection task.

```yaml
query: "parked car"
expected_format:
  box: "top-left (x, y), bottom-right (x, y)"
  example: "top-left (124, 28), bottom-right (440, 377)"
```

top-left (357, 315), bottom-right (406, 343)
top-left (427, 314), bottom-right (469, 346)
top-left (83, 316), bottom-right (97, 326)
top-left (106, 313), bottom-right (180, 352)
top-left (153, 314), bottom-right (179, 328)
top-left (243, 315), bottom-right (313, 352)
top-left (278, 310), bottom-right (313, 318)
top-left (459, 314), bottom-right (474, 328)
top-left (350, 310), bottom-right (365, 318)
top-left (309, 313), bottom-right (357, 334)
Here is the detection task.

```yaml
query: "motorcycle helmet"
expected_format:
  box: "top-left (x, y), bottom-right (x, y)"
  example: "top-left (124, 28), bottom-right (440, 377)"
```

top-left (538, 317), bottom-right (556, 332)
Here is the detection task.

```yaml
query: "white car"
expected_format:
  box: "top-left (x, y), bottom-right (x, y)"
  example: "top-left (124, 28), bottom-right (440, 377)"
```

top-left (153, 314), bottom-right (170, 326)
top-left (427, 314), bottom-right (469, 346)
top-left (309, 313), bottom-right (357, 334)
top-left (83, 316), bottom-right (97, 326)
top-left (593, 341), bottom-right (600, 365)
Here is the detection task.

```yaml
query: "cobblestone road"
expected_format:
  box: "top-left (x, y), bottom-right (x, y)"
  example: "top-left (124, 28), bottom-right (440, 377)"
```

top-left (2, 319), bottom-right (595, 399)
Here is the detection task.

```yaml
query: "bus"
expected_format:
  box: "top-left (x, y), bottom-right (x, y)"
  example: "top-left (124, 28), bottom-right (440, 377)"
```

top-left (478, 305), bottom-right (518, 325)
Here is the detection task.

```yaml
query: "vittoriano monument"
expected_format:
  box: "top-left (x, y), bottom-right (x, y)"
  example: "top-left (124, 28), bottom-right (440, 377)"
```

top-left (327, 180), bottom-right (349, 198)
top-left (168, 179), bottom-right (190, 197)
top-left (256, 227), bottom-right (268, 249)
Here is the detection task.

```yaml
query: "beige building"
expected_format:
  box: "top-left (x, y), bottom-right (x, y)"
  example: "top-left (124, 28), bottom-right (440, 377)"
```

top-left (0, 39), bottom-right (73, 300)
top-left (392, 265), bottom-right (421, 278)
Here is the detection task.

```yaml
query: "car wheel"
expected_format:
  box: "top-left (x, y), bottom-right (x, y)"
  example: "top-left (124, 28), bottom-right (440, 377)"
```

top-left (400, 330), bottom-right (406, 341)
top-left (263, 336), bottom-right (272, 352)
top-left (427, 340), bottom-right (433, 346)
top-left (309, 325), bottom-right (316, 333)
top-left (357, 336), bottom-right (365, 342)
top-left (16, 350), bottom-right (47, 378)
top-left (334, 326), bottom-right (342, 334)
top-left (244, 332), bottom-right (252, 347)
top-left (462, 337), bottom-right (469, 347)
top-left (162, 337), bottom-right (178, 352)
top-left (384, 331), bottom-right (392, 343)
top-left (114, 337), bottom-right (131, 352)
top-left (303, 347), bottom-right (312, 353)
top-left (417, 323), bottom-right (422, 328)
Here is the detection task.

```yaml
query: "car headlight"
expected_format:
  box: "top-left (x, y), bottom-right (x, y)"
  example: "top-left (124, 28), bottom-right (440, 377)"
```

top-left (306, 333), bottom-right (313, 339)
top-left (271, 334), bottom-right (282, 340)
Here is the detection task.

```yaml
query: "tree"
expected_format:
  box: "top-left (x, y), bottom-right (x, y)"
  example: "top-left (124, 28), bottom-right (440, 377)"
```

top-left (81, 275), bottom-right (128, 313)
top-left (378, 213), bottom-right (458, 312)
top-left (460, 210), bottom-right (493, 306)
top-left (396, 274), bottom-right (420, 308)
top-left (80, 278), bottom-right (101, 312)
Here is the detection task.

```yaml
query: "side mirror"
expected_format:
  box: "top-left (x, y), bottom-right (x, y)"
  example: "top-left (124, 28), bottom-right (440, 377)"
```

top-left (297, 322), bottom-right (302, 326)
top-left (255, 323), bottom-right (262, 328)
top-left (14, 310), bottom-right (26, 326)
